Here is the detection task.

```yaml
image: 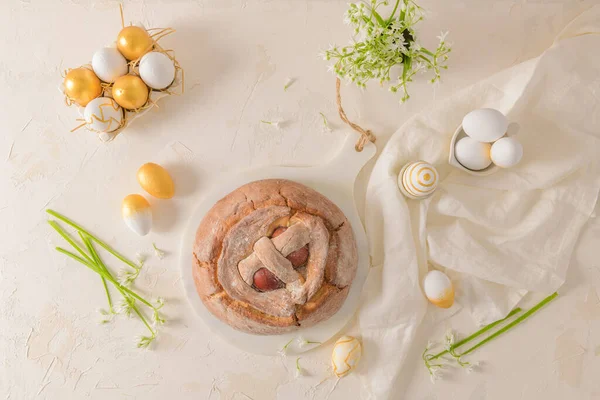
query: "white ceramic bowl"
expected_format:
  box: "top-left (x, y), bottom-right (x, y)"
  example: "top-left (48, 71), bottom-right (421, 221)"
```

top-left (448, 122), bottom-right (519, 176)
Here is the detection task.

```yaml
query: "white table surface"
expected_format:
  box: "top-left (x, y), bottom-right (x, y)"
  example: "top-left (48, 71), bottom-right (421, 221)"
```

top-left (1, 1), bottom-right (599, 399)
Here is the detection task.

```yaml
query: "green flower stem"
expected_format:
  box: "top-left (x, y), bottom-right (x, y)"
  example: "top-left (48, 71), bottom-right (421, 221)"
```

top-left (429, 307), bottom-right (523, 361)
top-left (131, 303), bottom-right (155, 337)
top-left (80, 233), bottom-right (114, 312)
top-left (458, 292), bottom-right (558, 357)
top-left (56, 247), bottom-right (102, 274)
top-left (84, 236), bottom-right (150, 339)
top-left (386, 0), bottom-right (402, 24)
top-left (47, 209), bottom-right (140, 271)
top-left (49, 221), bottom-right (93, 264)
top-left (55, 246), bottom-right (154, 310)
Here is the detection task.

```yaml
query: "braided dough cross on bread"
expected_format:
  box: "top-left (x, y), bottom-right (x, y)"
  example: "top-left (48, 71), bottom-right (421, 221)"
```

top-left (193, 179), bottom-right (358, 335)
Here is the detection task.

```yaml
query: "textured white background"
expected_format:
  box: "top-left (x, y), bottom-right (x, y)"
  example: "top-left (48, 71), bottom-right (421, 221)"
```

top-left (1, 0), bottom-right (599, 399)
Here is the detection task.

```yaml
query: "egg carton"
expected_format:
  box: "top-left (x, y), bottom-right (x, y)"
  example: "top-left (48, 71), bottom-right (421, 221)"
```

top-left (60, 21), bottom-right (183, 142)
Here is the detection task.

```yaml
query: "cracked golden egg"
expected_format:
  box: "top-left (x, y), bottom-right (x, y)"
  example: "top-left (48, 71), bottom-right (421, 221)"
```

top-left (137, 162), bottom-right (175, 199)
top-left (122, 194), bottom-right (152, 236)
top-left (423, 270), bottom-right (454, 309)
top-left (332, 335), bottom-right (362, 378)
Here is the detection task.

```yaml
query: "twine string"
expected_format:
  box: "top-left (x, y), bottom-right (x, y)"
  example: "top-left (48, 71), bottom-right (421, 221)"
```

top-left (335, 77), bottom-right (376, 152)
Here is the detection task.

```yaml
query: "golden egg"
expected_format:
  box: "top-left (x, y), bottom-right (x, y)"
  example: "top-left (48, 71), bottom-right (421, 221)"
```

top-left (63, 68), bottom-right (102, 106)
top-left (117, 26), bottom-right (154, 61)
top-left (112, 75), bottom-right (149, 110)
top-left (137, 163), bottom-right (175, 199)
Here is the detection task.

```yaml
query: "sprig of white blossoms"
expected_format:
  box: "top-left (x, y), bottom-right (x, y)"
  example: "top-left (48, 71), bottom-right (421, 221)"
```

top-left (295, 357), bottom-right (306, 378)
top-left (278, 338), bottom-right (294, 357)
top-left (319, 112), bottom-right (332, 133)
top-left (261, 120), bottom-right (283, 130)
top-left (152, 243), bottom-right (165, 259)
top-left (284, 78), bottom-right (295, 91)
top-left (297, 336), bottom-right (322, 349)
top-left (422, 330), bottom-right (480, 383)
top-left (98, 308), bottom-right (116, 324)
top-left (323, 0), bottom-right (451, 103)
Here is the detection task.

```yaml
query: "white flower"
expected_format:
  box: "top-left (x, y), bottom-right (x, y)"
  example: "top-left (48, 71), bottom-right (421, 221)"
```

top-left (283, 78), bottom-right (294, 91)
top-left (319, 112), bottom-right (332, 133)
top-left (278, 338), bottom-right (293, 357)
top-left (152, 243), bottom-right (165, 259)
top-left (294, 357), bottom-right (306, 378)
top-left (97, 308), bottom-right (114, 324)
top-left (297, 336), bottom-right (321, 349)
top-left (437, 31), bottom-right (449, 43)
top-left (136, 252), bottom-right (146, 266)
top-left (118, 268), bottom-right (139, 287)
top-left (155, 297), bottom-right (165, 309)
top-left (429, 367), bottom-right (443, 384)
top-left (444, 329), bottom-right (455, 350)
top-left (117, 297), bottom-right (135, 317)
top-left (136, 335), bottom-right (156, 349)
top-left (260, 120), bottom-right (283, 130)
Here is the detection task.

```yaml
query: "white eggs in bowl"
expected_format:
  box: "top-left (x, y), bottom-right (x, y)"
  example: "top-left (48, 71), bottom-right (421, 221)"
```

top-left (462, 108), bottom-right (508, 143)
top-left (491, 137), bottom-right (523, 168)
top-left (139, 52), bottom-right (176, 90)
top-left (449, 108), bottom-right (523, 176)
top-left (454, 137), bottom-right (492, 171)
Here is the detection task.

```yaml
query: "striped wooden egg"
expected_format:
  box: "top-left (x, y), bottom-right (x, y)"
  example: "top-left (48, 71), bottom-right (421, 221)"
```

top-left (398, 161), bottom-right (439, 199)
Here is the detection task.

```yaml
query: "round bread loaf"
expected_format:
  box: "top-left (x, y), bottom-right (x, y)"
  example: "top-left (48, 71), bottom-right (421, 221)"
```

top-left (193, 179), bottom-right (358, 335)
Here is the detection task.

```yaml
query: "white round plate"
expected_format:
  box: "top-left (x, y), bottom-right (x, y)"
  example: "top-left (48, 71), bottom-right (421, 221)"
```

top-left (179, 133), bottom-right (376, 355)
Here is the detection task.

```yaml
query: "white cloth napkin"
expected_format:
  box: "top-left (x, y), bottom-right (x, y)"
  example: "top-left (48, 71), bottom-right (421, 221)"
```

top-left (358, 7), bottom-right (600, 399)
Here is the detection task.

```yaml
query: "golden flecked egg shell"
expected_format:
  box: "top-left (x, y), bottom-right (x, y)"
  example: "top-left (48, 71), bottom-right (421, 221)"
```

top-left (112, 75), bottom-right (149, 110)
top-left (137, 162), bottom-right (175, 199)
top-left (63, 68), bottom-right (102, 106)
top-left (116, 26), bottom-right (154, 61)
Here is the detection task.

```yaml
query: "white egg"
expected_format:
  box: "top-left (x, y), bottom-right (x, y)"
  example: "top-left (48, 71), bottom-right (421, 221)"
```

top-left (92, 47), bottom-right (128, 83)
top-left (454, 137), bottom-right (492, 171)
top-left (463, 108), bottom-right (508, 143)
top-left (83, 97), bottom-right (124, 133)
top-left (139, 52), bottom-right (176, 90)
top-left (122, 194), bottom-right (152, 236)
top-left (491, 137), bottom-right (523, 168)
top-left (331, 336), bottom-right (362, 378)
top-left (423, 270), bottom-right (454, 309)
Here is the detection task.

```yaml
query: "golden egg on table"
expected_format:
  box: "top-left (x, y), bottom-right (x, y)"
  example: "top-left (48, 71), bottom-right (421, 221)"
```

top-left (63, 68), bottom-right (102, 106)
top-left (112, 75), bottom-right (149, 110)
top-left (117, 26), bottom-right (154, 61)
top-left (332, 335), bottom-right (362, 378)
top-left (137, 162), bottom-right (175, 199)
top-left (122, 194), bottom-right (152, 236)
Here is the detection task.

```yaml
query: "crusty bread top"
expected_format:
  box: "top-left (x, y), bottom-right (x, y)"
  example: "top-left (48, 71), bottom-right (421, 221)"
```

top-left (193, 179), bottom-right (358, 335)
